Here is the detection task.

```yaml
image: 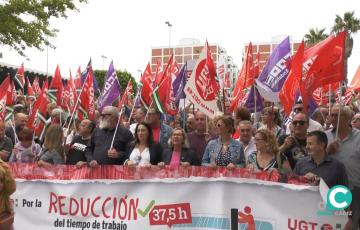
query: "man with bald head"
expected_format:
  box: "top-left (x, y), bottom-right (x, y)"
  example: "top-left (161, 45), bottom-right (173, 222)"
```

top-left (5, 112), bottom-right (28, 145)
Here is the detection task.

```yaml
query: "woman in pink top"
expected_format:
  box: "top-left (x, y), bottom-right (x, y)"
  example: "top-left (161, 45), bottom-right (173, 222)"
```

top-left (158, 128), bottom-right (196, 166)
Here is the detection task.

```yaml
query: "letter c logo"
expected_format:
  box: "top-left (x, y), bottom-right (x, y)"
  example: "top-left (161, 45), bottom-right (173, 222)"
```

top-left (327, 185), bottom-right (352, 210)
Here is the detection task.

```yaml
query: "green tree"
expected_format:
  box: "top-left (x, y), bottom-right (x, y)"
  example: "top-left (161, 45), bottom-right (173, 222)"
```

top-left (94, 69), bottom-right (137, 95)
top-left (331, 11), bottom-right (360, 83)
top-left (0, 0), bottom-right (87, 56)
top-left (304, 28), bottom-right (328, 46)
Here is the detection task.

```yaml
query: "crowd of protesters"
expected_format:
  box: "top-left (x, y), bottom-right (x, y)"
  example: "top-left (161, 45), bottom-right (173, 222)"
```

top-left (0, 92), bottom-right (360, 229)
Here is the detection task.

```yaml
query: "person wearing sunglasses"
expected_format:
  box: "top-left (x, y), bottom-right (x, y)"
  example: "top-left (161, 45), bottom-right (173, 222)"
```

top-left (285, 102), bottom-right (323, 135)
top-left (278, 112), bottom-right (309, 170)
top-left (202, 116), bottom-right (245, 168)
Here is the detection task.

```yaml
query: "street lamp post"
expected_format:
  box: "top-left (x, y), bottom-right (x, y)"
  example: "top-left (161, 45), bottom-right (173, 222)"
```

top-left (165, 21), bottom-right (172, 55)
top-left (101, 55), bottom-right (107, 70)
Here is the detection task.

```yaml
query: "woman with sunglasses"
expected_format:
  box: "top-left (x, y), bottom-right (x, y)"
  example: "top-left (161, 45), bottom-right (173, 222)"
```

top-left (158, 128), bottom-right (197, 166)
top-left (202, 116), bottom-right (245, 168)
top-left (247, 129), bottom-right (291, 172)
top-left (125, 122), bottom-right (163, 166)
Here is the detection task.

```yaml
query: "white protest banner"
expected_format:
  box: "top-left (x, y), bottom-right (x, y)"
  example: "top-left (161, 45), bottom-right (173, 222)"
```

top-left (10, 164), bottom-right (348, 230)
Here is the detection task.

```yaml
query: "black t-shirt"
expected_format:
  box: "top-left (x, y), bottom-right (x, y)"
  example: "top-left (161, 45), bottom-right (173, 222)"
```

top-left (278, 134), bottom-right (307, 170)
top-left (66, 135), bottom-right (90, 165)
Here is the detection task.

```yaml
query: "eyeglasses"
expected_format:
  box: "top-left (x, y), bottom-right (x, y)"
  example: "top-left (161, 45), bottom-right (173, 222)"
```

top-left (292, 120), bottom-right (306, 126)
top-left (294, 107), bottom-right (303, 112)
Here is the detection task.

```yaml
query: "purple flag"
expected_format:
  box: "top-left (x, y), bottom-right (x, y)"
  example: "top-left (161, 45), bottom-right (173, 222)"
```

top-left (82, 58), bottom-right (100, 94)
top-left (97, 61), bottom-right (121, 112)
top-left (255, 37), bottom-right (291, 102)
top-left (173, 64), bottom-right (187, 106)
top-left (244, 85), bottom-right (264, 113)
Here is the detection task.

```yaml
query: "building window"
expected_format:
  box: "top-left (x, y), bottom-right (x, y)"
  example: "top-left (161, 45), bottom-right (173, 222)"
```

top-left (152, 49), bottom-right (162, 56)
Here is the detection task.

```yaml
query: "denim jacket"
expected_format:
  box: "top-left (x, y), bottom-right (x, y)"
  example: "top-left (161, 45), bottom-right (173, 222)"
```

top-left (159, 123), bottom-right (173, 148)
top-left (202, 137), bottom-right (245, 167)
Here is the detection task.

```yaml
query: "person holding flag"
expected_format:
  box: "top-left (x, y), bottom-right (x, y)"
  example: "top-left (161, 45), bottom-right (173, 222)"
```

top-left (84, 106), bottom-right (133, 166)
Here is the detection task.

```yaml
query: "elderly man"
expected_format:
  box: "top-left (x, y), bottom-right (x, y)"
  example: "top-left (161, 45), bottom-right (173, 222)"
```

top-left (5, 112), bottom-right (28, 145)
top-left (186, 114), bottom-right (196, 133)
top-left (238, 120), bottom-right (256, 161)
top-left (85, 106), bottom-right (133, 166)
top-left (326, 105), bottom-right (360, 229)
top-left (129, 106), bottom-right (147, 135)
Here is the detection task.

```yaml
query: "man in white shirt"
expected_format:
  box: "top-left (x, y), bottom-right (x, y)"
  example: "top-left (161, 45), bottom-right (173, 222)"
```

top-left (238, 120), bottom-right (256, 161)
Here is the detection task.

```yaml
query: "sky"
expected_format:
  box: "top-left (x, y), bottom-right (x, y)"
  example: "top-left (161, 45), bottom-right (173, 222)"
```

top-left (1, 0), bottom-right (360, 83)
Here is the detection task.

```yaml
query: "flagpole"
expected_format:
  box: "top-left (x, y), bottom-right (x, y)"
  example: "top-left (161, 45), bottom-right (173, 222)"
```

top-left (335, 82), bottom-right (343, 139)
top-left (328, 85), bottom-right (331, 115)
top-left (127, 88), bottom-right (140, 123)
top-left (183, 99), bottom-right (186, 130)
top-left (110, 109), bottom-right (123, 149)
top-left (66, 71), bottom-right (90, 131)
top-left (144, 101), bottom-right (154, 121)
top-left (254, 85), bottom-right (257, 125)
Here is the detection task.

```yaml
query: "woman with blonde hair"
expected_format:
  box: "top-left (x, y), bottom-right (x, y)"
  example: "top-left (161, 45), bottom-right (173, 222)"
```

top-left (0, 159), bottom-right (16, 230)
top-left (247, 129), bottom-right (291, 172)
top-left (36, 125), bottom-right (65, 167)
top-left (258, 106), bottom-right (282, 138)
top-left (158, 128), bottom-right (197, 166)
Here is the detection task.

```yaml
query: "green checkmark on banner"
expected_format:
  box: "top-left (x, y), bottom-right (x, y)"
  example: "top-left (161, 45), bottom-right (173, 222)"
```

top-left (137, 200), bottom-right (155, 217)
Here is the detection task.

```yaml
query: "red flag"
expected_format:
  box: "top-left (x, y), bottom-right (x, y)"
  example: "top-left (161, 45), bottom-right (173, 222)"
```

top-left (118, 81), bottom-right (133, 110)
top-left (27, 81), bottom-right (48, 138)
top-left (224, 72), bottom-right (231, 89)
top-left (229, 43), bottom-right (253, 112)
top-left (74, 66), bottom-right (82, 89)
top-left (68, 69), bottom-right (78, 114)
top-left (27, 81), bottom-right (47, 129)
top-left (26, 77), bottom-right (34, 97)
top-left (140, 63), bottom-right (154, 107)
top-left (6, 75), bottom-right (15, 106)
top-left (14, 63), bottom-right (25, 89)
top-left (300, 31), bottom-right (346, 111)
top-left (154, 60), bottom-right (163, 86)
top-left (78, 66), bottom-right (95, 120)
top-left (279, 41), bottom-right (305, 116)
top-left (49, 65), bottom-right (63, 106)
top-left (244, 43), bottom-right (254, 88)
top-left (0, 77), bottom-right (10, 121)
top-left (254, 52), bottom-right (260, 78)
top-left (350, 65), bottom-right (360, 91)
top-left (32, 76), bottom-right (41, 96)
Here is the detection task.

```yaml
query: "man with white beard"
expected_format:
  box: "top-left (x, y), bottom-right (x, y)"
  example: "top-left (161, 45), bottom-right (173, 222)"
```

top-left (85, 106), bottom-right (133, 166)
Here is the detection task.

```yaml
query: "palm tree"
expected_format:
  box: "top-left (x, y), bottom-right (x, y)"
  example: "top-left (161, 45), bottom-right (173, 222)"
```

top-left (331, 11), bottom-right (360, 83)
top-left (304, 28), bottom-right (328, 46)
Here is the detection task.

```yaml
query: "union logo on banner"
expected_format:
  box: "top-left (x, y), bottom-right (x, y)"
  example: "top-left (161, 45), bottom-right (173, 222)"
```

top-left (195, 59), bottom-right (216, 101)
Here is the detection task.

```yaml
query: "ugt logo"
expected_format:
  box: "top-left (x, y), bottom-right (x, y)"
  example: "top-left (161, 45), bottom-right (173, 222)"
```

top-left (318, 185), bottom-right (352, 216)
